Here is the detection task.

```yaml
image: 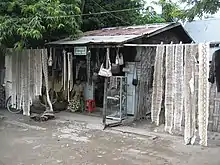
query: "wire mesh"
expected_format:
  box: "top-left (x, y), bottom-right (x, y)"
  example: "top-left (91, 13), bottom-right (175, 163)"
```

top-left (106, 76), bottom-right (127, 121)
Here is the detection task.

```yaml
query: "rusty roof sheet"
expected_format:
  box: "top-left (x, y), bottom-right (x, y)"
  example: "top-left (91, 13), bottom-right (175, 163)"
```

top-left (48, 35), bottom-right (140, 45)
top-left (47, 23), bottom-right (178, 45)
top-left (84, 23), bottom-right (170, 36)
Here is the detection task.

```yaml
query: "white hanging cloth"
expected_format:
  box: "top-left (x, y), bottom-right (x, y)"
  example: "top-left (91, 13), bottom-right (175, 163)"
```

top-left (173, 44), bottom-right (184, 133)
top-left (198, 43), bottom-right (210, 146)
top-left (151, 45), bottom-right (165, 125)
top-left (164, 45), bottom-right (175, 133)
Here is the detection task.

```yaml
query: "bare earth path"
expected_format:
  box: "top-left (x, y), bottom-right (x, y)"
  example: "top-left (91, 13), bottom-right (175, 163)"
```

top-left (0, 111), bottom-right (220, 165)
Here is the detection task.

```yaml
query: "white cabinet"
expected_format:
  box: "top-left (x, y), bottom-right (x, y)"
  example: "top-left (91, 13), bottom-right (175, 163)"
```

top-left (124, 62), bottom-right (137, 115)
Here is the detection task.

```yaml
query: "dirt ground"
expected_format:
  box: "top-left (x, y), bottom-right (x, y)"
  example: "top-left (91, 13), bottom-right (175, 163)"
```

top-left (0, 110), bottom-right (220, 165)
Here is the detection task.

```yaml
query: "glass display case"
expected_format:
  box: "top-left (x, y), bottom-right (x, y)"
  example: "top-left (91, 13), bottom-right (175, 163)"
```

top-left (106, 76), bottom-right (127, 121)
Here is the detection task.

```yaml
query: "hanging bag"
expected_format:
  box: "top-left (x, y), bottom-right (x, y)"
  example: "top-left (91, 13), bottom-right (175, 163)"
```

top-left (92, 51), bottom-right (100, 82)
top-left (48, 48), bottom-right (53, 67)
top-left (98, 53), bottom-right (112, 77)
top-left (119, 53), bottom-right (124, 65)
top-left (132, 63), bottom-right (138, 86)
top-left (111, 49), bottom-right (120, 74)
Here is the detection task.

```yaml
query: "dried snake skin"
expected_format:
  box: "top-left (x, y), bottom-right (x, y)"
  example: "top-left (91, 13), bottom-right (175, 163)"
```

top-left (16, 51), bottom-right (22, 110)
top-left (35, 49), bottom-right (42, 96)
top-left (63, 50), bottom-right (66, 90)
top-left (42, 49), bottom-right (53, 112)
top-left (184, 45), bottom-right (197, 145)
top-left (164, 45), bottom-right (175, 133)
top-left (198, 43), bottom-right (209, 146)
top-left (22, 50), bottom-right (30, 116)
top-left (173, 44), bottom-right (184, 133)
top-left (151, 45), bottom-right (165, 125)
top-left (11, 51), bottom-right (17, 109)
top-left (67, 52), bottom-right (71, 102)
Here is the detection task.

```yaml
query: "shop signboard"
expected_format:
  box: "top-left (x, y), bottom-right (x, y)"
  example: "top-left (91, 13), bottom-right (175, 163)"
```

top-left (74, 46), bottom-right (87, 56)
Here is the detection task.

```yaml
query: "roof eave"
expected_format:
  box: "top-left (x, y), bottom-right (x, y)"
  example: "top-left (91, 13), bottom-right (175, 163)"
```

top-left (145, 22), bottom-right (194, 43)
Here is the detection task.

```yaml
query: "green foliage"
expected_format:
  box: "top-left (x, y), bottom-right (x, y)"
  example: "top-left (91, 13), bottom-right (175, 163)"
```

top-left (154, 0), bottom-right (186, 22)
top-left (81, 0), bottom-right (187, 31)
top-left (136, 7), bottom-right (166, 24)
top-left (81, 0), bottom-right (143, 31)
top-left (0, 0), bottom-right (195, 48)
top-left (0, 0), bottom-right (82, 48)
top-left (181, 0), bottom-right (220, 20)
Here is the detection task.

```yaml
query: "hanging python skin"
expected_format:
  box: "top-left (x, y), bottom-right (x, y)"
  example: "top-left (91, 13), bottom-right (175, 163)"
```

top-left (11, 51), bottom-right (17, 109)
top-left (20, 51), bottom-right (25, 111)
top-left (164, 45), bottom-right (175, 133)
top-left (173, 44), bottom-right (184, 133)
top-left (70, 53), bottom-right (74, 90)
top-left (22, 50), bottom-right (30, 116)
top-left (16, 50), bottom-right (22, 110)
top-left (42, 49), bottom-right (53, 111)
top-left (27, 50), bottom-right (31, 111)
top-left (29, 49), bottom-right (36, 100)
top-left (151, 45), bottom-right (165, 125)
top-left (63, 50), bottom-right (66, 90)
top-left (67, 52), bottom-right (71, 102)
top-left (36, 49), bottom-right (43, 96)
top-left (198, 43), bottom-right (210, 146)
top-left (184, 45), bottom-right (198, 145)
top-left (5, 53), bottom-right (13, 100)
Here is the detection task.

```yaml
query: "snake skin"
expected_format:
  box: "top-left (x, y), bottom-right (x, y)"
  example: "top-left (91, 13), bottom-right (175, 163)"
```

top-left (198, 43), bottom-right (209, 146)
top-left (151, 45), bottom-right (165, 125)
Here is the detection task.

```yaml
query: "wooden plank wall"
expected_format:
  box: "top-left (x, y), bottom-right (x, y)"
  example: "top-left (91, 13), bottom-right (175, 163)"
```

top-left (135, 47), bottom-right (155, 120)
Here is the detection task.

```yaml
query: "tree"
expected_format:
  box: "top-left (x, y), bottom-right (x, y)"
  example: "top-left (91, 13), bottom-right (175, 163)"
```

top-left (153, 0), bottom-right (186, 22)
top-left (81, 0), bottom-right (190, 32)
top-left (136, 6), bottom-right (166, 24)
top-left (0, 0), bottom-right (82, 48)
top-left (81, 0), bottom-right (143, 31)
top-left (181, 0), bottom-right (220, 20)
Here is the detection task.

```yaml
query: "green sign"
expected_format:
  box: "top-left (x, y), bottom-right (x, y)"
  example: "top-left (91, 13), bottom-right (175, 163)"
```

top-left (74, 46), bottom-right (87, 56)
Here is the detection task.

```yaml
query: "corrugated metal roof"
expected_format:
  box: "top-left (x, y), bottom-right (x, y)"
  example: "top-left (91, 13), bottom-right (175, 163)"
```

top-left (84, 23), bottom-right (170, 36)
top-left (184, 18), bottom-right (220, 43)
top-left (48, 35), bottom-right (140, 45)
top-left (47, 23), bottom-right (180, 45)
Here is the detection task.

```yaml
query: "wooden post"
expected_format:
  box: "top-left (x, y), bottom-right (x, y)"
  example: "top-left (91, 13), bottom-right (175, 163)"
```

top-left (102, 48), bottom-right (110, 125)
top-left (51, 48), bottom-right (55, 101)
